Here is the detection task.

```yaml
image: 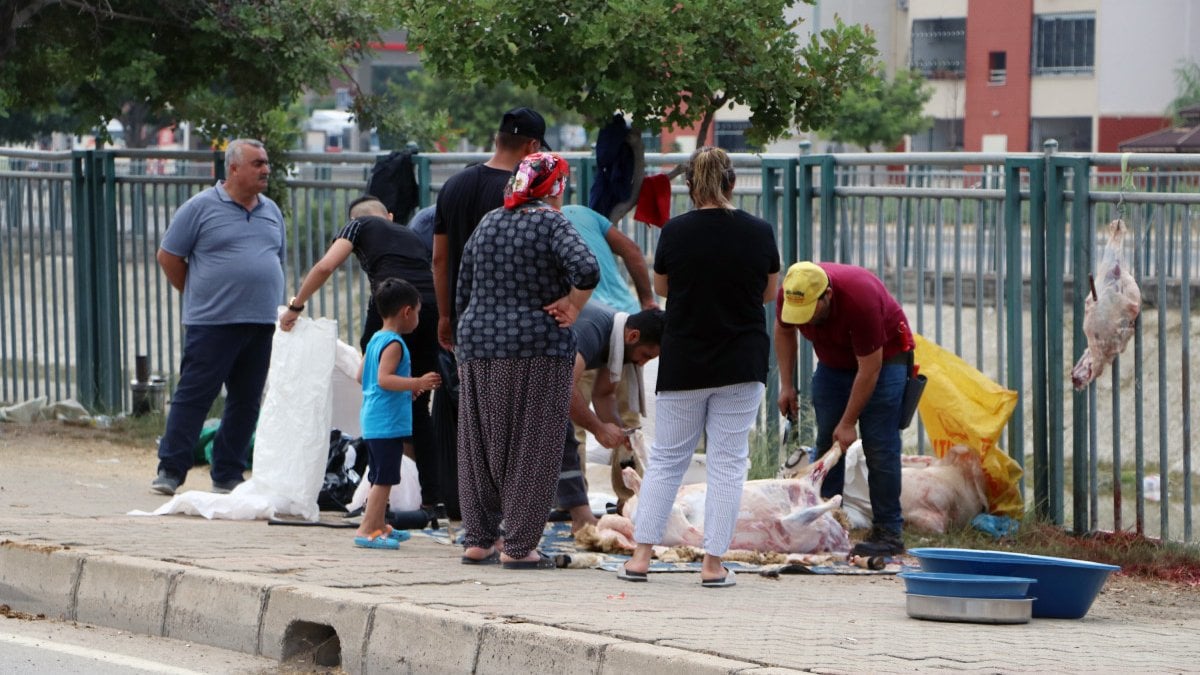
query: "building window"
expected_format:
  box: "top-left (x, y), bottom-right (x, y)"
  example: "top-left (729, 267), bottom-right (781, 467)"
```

top-left (1030, 117), bottom-right (1092, 152)
top-left (988, 52), bottom-right (1007, 84)
top-left (715, 121), bottom-right (758, 153)
top-left (911, 18), bottom-right (966, 79)
top-left (1033, 13), bottom-right (1095, 75)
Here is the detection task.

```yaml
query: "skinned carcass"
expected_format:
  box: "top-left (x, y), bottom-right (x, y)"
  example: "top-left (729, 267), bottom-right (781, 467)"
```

top-left (900, 445), bottom-right (989, 534)
top-left (583, 444), bottom-right (850, 554)
top-left (1072, 219), bottom-right (1141, 390)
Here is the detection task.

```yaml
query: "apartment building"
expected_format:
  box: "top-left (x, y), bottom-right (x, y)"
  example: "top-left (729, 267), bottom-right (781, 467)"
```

top-left (904, 0), bottom-right (1200, 152)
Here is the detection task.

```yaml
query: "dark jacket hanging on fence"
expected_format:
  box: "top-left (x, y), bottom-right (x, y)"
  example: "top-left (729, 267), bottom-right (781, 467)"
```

top-left (588, 114), bottom-right (634, 219)
top-left (366, 150), bottom-right (420, 225)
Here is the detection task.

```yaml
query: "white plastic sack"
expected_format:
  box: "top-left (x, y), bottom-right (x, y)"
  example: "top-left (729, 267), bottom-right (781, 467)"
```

top-left (246, 316), bottom-right (338, 521)
top-left (330, 339), bottom-right (364, 437)
top-left (129, 485), bottom-right (277, 519)
top-left (346, 454), bottom-right (422, 514)
top-left (841, 440), bottom-right (873, 529)
top-left (131, 317), bottom-right (338, 521)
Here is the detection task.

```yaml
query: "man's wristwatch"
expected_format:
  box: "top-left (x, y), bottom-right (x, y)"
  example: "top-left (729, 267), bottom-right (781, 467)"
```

top-left (287, 296), bottom-right (305, 312)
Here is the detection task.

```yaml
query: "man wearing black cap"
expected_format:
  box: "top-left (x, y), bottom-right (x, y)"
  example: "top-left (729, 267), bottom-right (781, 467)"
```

top-left (431, 107), bottom-right (549, 522)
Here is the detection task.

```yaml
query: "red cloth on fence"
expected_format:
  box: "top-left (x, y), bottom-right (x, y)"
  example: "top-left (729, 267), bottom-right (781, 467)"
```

top-left (633, 173), bottom-right (672, 227)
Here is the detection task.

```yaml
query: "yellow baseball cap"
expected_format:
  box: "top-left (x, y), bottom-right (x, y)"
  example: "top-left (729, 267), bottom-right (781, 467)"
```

top-left (781, 262), bottom-right (829, 325)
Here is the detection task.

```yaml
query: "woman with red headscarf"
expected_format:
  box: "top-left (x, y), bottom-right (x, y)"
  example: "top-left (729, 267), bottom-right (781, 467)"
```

top-left (455, 152), bottom-right (600, 569)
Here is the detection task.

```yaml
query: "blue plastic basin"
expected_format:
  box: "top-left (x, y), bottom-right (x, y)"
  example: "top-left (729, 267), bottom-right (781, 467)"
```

top-left (909, 548), bottom-right (1120, 619)
top-left (897, 572), bottom-right (1036, 599)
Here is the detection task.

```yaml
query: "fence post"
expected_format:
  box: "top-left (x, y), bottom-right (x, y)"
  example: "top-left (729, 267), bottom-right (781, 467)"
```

top-left (70, 150), bottom-right (123, 413)
top-left (1066, 151), bottom-right (1093, 535)
top-left (1046, 148), bottom-right (1094, 526)
top-left (415, 154), bottom-right (432, 208)
top-left (762, 158), bottom-right (799, 446)
top-left (1006, 155), bottom-right (1045, 516)
top-left (794, 156), bottom-right (824, 410)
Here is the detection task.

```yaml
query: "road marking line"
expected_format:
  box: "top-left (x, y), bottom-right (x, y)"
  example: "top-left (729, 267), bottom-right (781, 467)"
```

top-left (0, 632), bottom-right (210, 675)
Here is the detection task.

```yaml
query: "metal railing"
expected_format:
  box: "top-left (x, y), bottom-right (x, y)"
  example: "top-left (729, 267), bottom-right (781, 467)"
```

top-left (1, 145), bottom-right (1196, 543)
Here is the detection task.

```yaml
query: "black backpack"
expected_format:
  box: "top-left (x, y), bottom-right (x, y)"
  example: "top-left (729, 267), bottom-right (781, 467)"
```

top-left (366, 149), bottom-right (419, 224)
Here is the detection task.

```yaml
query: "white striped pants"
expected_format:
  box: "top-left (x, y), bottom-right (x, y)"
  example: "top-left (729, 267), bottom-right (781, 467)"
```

top-left (633, 381), bottom-right (764, 556)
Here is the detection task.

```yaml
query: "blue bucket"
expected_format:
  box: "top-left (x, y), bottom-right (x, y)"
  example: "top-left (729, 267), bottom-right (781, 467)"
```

top-left (897, 572), bottom-right (1036, 599)
top-left (909, 548), bottom-right (1120, 619)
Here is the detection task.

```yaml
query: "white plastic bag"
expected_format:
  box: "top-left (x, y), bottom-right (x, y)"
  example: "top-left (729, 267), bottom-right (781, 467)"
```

top-left (841, 440), bottom-right (873, 529)
top-left (131, 317), bottom-right (338, 521)
top-left (240, 316), bottom-right (338, 521)
top-left (347, 454), bottom-right (423, 514)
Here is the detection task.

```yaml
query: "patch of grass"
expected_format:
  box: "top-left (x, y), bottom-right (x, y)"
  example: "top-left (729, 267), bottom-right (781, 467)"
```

top-left (906, 518), bottom-right (1200, 585)
top-left (103, 393), bottom-right (225, 449)
top-left (108, 413), bottom-right (167, 447)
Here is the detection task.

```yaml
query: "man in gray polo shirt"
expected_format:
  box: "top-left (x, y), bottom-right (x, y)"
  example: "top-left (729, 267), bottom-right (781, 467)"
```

top-left (151, 138), bottom-right (287, 495)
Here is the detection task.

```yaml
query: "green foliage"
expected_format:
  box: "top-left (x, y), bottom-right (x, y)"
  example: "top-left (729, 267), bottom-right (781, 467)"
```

top-left (1167, 60), bottom-right (1200, 122)
top-left (0, 1), bottom-right (406, 204)
top-left (821, 67), bottom-right (932, 152)
top-left (398, 0), bottom-right (877, 144)
top-left (368, 70), bottom-right (584, 150)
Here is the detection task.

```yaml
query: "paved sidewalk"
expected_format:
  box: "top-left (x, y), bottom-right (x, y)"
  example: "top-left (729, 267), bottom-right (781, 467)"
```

top-left (1, 444), bottom-right (1196, 674)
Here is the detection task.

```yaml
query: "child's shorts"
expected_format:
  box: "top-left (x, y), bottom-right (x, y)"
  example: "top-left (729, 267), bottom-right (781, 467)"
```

top-left (363, 436), bottom-right (410, 486)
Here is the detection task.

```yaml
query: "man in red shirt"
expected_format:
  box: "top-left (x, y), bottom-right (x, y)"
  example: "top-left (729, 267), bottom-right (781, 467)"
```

top-left (774, 261), bottom-right (914, 557)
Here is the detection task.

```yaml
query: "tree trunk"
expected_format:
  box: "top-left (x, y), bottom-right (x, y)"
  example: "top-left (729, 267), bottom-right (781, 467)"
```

top-left (694, 98), bottom-right (722, 150)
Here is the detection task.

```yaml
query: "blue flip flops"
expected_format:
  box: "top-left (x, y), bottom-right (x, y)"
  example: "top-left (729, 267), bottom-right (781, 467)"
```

top-left (354, 530), bottom-right (400, 550)
top-left (385, 527), bottom-right (411, 543)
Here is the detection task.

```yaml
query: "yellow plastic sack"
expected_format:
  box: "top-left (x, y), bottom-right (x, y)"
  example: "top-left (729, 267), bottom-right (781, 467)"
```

top-left (913, 334), bottom-right (1024, 518)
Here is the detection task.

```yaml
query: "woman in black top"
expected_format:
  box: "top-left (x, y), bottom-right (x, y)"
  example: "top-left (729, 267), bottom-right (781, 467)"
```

top-left (619, 147), bottom-right (780, 587)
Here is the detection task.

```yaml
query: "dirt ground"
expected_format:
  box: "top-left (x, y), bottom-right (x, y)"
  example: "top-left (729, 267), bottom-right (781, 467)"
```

top-left (2, 419), bottom-right (1199, 625)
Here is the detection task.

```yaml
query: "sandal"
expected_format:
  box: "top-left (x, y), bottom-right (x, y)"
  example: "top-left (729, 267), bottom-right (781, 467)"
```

top-left (354, 530), bottom-right (401, 550)
top-left (461, 549), bottom-right (500, 565)
top-left (384, 526), bottom-right (412, 542)
top-left (500, 551), bottom-right (556, 570)
top-left (701, 568), bottom-right (737, 588)
top-left (616, 562), bottom-right (648, 582)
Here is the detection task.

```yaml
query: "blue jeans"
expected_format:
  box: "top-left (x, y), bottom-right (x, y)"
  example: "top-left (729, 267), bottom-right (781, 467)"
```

top-left (811, 362), bottom-right (907, 534)
top-left (156, 323), bottom-right (274, 485)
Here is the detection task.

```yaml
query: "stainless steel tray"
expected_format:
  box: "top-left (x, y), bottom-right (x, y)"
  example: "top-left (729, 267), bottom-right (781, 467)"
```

top-left (905, 593), bottom-right (1033, 624)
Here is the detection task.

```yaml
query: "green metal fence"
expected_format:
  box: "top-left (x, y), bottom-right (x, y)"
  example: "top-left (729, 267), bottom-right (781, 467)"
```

top-left (1, 146), bottom-right (1196, 543)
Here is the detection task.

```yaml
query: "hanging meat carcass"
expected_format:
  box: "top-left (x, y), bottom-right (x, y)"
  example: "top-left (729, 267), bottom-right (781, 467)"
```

top-left (1071, 219), bottom-right (1142, 390)
top-left (584, 443), bottom-right (850, 554)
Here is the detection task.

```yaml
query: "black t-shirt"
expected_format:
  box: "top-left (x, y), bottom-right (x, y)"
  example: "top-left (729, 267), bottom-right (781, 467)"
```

top-left (336, 216), bottom-right (435, 305)
top-left (434, 163), bottom-right (512, 320)
top-left (573, 302), bottom-right (616, 370)
top-left (653, 208), bottom-right (780, 391)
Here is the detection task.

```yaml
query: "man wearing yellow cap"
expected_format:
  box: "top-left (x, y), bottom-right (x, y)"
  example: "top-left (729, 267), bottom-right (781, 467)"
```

top-left (774, 261), bottom-right (914, 557)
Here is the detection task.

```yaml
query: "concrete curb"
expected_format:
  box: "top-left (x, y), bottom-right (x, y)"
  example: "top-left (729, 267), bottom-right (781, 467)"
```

top-left (0, 541), bottom-right (772, 673)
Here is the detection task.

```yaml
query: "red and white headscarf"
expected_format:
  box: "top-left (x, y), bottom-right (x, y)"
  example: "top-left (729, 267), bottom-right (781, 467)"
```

top-left (504, 152), bottom-right (570, 209)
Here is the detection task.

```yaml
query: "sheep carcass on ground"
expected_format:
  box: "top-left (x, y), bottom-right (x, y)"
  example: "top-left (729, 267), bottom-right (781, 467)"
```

top-left (584, 444), bottom-right (850, 554)
top-left (900, 445), bottom-right (989, 534)
top-left (1071, 218), bottom-right (1142, 390)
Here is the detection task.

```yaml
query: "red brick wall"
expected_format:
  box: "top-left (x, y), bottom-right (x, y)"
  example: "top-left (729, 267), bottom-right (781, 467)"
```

top-left (964, 0), bottom-right (1033, 152)
top-left (1098, 116), bottom-right (1171, 153)
top-left (659, 120), bottom-right (711, 153)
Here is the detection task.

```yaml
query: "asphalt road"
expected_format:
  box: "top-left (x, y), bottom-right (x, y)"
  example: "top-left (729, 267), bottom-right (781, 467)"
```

top-left (0, 615), bottom-right (283, 675)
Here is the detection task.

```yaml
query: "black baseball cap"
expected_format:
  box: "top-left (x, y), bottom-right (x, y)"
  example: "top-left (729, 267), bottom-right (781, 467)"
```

top-left (499, 107), bottom-right (551, 150)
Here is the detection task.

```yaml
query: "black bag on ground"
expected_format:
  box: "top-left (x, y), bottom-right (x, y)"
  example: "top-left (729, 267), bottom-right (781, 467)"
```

top-left (318, 429), bottom-right (363, 511)
top-left (365, 149), bottom-right (419, 225)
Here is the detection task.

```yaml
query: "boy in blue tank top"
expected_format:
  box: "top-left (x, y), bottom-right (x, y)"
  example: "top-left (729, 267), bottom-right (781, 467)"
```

top-left (355, 278), bottom-right (442, 549)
